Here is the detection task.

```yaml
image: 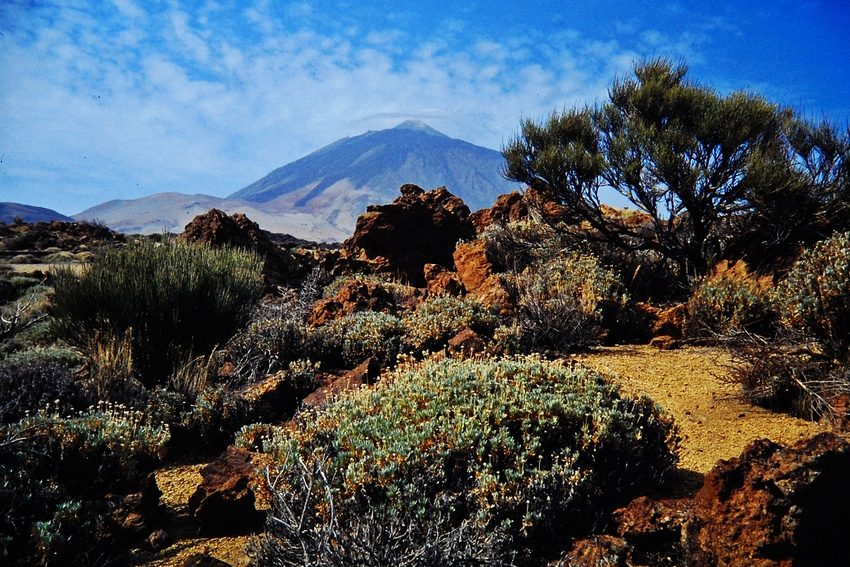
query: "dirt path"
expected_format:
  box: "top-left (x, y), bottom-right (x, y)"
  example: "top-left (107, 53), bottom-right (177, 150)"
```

top-left (573, 344), bottom-right (831, 473)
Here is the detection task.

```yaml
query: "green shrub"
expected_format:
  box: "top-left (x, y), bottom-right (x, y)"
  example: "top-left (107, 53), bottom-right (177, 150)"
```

top-left (318, 311), bottom-right (405, 367)
top-left (725, 233), bottom-right (850, 421)
top-left (480, 220), bottom-right (573, 273)
top-left (504, 252), bottom-right (626, 354)
top-left (50, 240), bottom-right (264, 387)
top-left (254, 357), bottom-right (677, 566)
top-left (404, 296), bottom-right (498, 353)
top-left (779, 231), bottom-right (850, 362)
top-left (0, 403), bottom-right (169, 566)
top-left (686, 260), bottom-right (777, 338)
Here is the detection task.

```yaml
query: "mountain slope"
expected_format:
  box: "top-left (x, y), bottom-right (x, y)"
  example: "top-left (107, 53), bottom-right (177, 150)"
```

top-left (1, 202), bottom-right (75, 223)
top-left (229, 120), bottom-right (519, 231)
top-left (73, 193), bottom-right (349, 241)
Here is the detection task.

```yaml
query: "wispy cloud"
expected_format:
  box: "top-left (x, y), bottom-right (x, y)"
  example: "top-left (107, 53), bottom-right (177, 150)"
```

top-left (5, 0), bottom-right (840, 216)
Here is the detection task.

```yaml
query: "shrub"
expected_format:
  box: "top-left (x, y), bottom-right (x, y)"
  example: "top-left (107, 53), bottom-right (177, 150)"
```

top-left (0, 351), bottom-right (88, 424)
top-left (725, 233), bottom-right (850, 421)
top-left (253, 357), bottom-right (677, 566)
top-left (686, 260), bottom-right (777, 338)
top-left (480, 220), bottom-right (573, 273)
top-left (0, 403), bottom-right (169, 566)
top-left (503, 252), bottom-right (626, 354)
top-left (318, 311), bottom-right (405, 367)
top-left (404, 296), bottom-right (498, 353)
top-left (50, 240), bottom-right (264, 388)
top-left (779, 231), bottom-right (850, 362)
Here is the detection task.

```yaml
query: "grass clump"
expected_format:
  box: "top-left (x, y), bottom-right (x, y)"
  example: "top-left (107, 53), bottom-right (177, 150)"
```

top-left (50, 240), bottom-right (264, 388)
top-left (252, 356), bottom-right (677, 566)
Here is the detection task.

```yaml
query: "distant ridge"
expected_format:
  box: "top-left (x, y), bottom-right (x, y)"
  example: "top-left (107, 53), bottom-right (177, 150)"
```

top-left (1, 202), bottom-right (75, 223)
top-left (72, 122), bottom-right (520, 240)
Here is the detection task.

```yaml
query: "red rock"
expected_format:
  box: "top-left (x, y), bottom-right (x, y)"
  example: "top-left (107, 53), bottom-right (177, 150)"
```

top-left (686, 433), bottom-right (850, 567)
top-left (468, 274), bottom-right (515, 315)
top-left (188, 446), bottom-right (264, 536)
top-left (423, 263), bottom-right (464, 297)
top-left (563, 535), bottom-right (633, 567)
top-left (653, 304), bottom-right (687, 339)
top-left (447, 328), bottom-right (488, 358)
top-left (452, 239), bottom-right (494, 293)
top-left (649, 335), bottom-right (680, 350)
top-left (308, 279), bottom-right (397, 325)
top-left (301, 358), bottom-right (381, 409)
top-left (341, 185), bottom-right (475, 286)
top-left (469, 191), bottom-right (528, 232)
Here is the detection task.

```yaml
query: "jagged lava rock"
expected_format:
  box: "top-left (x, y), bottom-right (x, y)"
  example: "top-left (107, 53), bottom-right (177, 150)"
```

top-left (309, 278), bottom-right (397, 325)
top-left (179, 208), bottom-right (299, 288)
top-left (188, 446), bottom-right (264, 537)
top-left (302, 358), bottom-right (381, 409)
top-left (342, 184), bottom-right (475, 287)
top-left (423, 263), bottom-right (464, 297)
top-left (469, 190), bottom-right (528, 232)
top-left (687, 433), bottom-right (850, 567)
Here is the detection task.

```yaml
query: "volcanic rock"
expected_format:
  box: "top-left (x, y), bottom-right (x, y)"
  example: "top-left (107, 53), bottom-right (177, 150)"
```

top-left (341, 185), bottom-right (475, 286)
top-left (179, 208), bottom-right (299, 288)
top-left (423, 263), bottom-right (464, 297)
top-left (309, 278), bottom-right (397, 325)
top-left (188, 446), bottom-right (264, 537)
top-left (301, 358), bottom-right (381, 409)
top-left (686, 433), bottom-right (850, 567)
top-left (469, 190), bottom-right (528, 232)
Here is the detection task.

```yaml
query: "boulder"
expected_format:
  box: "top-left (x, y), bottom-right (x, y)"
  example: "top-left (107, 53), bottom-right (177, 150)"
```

top-left (686, 433), bottom-right (850, 567)
top-left (179, 209), bottom-right (299, 288)
top-left (302, 358), bottom-right (381, 409)
top-left (423, 263), bottom-right (464, 297)
top-left (468, 274), bottom-right (514, 315)
top-left (452, 240), bottom-right (494, 293)
top-left (308, 279), bottom-right (397, 325)
top-left (188, 446), bottom-right (264, 537)
top-left (447, 328), bottom-right (488, 358)
top-left (341, 185), bottom-right (475, 286)
top-left (469, 191), bottom-right (528, 232)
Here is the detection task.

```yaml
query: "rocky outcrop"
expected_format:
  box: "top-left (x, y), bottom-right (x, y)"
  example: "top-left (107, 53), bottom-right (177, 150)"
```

top-left (179, 209), bottom-right (300, 288)
top-left (340, 185), bottom-right (475, 287)
top-left (447, 328), bottom-right (488, 358)
top-left (686, 433), bottom-right (850, 567)
top-left (188, 446), bottom-right (264, 537)
top-left (469, 191), bottom-right (528, 232)
top-left (564, 433), bottom-right (850, 567)
top-left (423, 263), bottom-right (464, 297)
top-left (309, 279), bottom-right (397, 326)
top-left (451, 239), bottom-right (515, 314)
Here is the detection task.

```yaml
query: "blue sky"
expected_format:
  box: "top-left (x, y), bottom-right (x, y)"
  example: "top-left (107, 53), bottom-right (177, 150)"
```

top-left (1, 0), bottom-right (848, 216)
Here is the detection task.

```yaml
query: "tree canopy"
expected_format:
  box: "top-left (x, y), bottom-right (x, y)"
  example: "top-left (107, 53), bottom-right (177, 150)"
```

top-left (503, 58), bottom-right (849, 284)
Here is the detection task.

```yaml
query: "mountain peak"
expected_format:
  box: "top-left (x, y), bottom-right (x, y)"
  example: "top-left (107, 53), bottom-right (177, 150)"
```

top-left (392, 120), bottom-right (447, 137)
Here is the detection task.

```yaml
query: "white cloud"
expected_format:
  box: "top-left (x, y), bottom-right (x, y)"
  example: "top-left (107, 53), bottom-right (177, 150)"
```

top-left (0, 0), bottom-right (644, 215)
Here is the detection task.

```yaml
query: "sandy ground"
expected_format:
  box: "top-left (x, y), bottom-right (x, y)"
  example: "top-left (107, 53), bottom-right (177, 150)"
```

top-left (573, 344), bottom-right (831, 473)
top-left (137, 345), bottom-right (835, 566)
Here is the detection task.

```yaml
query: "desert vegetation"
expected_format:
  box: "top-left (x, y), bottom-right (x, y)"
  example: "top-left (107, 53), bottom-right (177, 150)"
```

top-left (0, 57), bottom-right (848, 566)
